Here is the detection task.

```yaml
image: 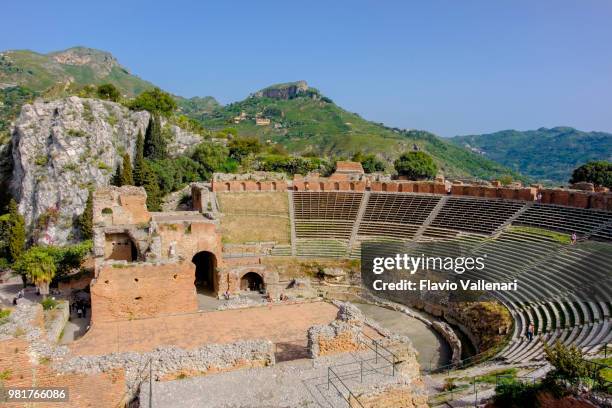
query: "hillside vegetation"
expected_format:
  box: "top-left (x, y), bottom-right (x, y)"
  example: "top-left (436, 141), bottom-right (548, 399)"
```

top-left (450, 127), bottom-right (612, 185)
top-left (199, 82), bottom-right (524, 181)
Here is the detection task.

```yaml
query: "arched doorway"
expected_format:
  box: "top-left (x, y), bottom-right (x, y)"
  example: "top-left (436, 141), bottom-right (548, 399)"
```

top-left (240, 272), bottom-right (264, 292)
top-left (192, 251), bottom-right (217, 294)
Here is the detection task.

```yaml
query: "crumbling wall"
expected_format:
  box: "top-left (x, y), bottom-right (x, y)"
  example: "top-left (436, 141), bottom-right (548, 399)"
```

top-left (56, 340), bottom-right (274, 402)
top-left (153, 221), bottom-right (222, 264)
top-left (307, 302), bottom-right (367, 358)
top-left (350, 385), bottom-right (428, 408)
top-left (91, 261), bottom-right (198, 322)
top-left (93, 186), bottom-right (150, 227)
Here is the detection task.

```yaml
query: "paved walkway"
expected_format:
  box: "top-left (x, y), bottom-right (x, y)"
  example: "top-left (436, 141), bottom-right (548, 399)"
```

top-left (141, 350), bottom-right (401, 408)
top-left (70, 301), bottom-right (339, 356)
top-left (356, 303), bottom-right (452, 370)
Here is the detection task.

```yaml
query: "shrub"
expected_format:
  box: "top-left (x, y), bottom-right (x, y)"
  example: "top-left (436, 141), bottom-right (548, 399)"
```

top-left (35, 155), bottom-right (48, 166)
top-left (96, 83), bottom-right (120, 102)
top-left (129, 88), bottom-right (177, 116)
top-left (492, 381), bottom-right (540, 408)
top-left (352, 151), bottom-right (386, 173)
top-left (41, 297), bottom-right (58, 310)
top-left (443, 377), bottom-right (457, 391)
top-left (544, 341), bottom-right (589, 381)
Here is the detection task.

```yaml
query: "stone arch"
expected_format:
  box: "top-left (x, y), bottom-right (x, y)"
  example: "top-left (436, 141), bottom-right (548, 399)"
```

top-left (271, 182), bottom-right (277, 191)
top-left (304, 182), bottom-right (310, 191)
top-left (333, 182), bottom-right (340, 191)
top-left (224, 182), bottom-right (231, 192)
top-left (240, 182), bottom-right (246, 192)
top-left (240, 271), bottom-right (264, 292)
top-left (349, 182), bottom-right (355, 191)
top-left (256, 181), bottom-right (262, 191)
top-left (319, 182), bottom-right (325, 191)
top-left (382, 183), bottom-right (388, 192)
top-left (192, 251), bottom-right (218, 294)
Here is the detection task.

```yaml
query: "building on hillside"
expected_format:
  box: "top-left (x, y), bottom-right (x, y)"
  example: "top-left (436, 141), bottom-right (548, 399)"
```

top-left (255, 117), bottom-right (271, 126)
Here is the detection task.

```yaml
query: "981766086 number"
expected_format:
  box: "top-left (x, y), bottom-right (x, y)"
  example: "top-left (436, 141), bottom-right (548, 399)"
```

top-left (1, 387), bottom-right (69, 402)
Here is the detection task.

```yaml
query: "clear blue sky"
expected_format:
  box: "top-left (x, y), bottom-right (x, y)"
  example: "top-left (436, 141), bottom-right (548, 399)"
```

top-left (3, 0), bottom-right (612, 136)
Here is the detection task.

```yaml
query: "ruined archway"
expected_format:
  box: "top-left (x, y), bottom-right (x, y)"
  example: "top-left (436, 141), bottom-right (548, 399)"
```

top-left (104, 233), bottom-right (138, 261)
top-left (192, 251), bottom-right (217, 294)
top-left (240, 272), bottom-right (264, 292)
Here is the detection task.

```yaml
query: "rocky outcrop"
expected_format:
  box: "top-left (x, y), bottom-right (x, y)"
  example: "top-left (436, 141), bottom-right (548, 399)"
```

top-left (253, 81), bottom-right (309, 100)
top-left (10, 97), bottom-right (202, 244)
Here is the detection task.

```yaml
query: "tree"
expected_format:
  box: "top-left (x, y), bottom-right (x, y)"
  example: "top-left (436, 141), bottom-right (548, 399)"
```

top-left (96, 83), bottom-right (120, 102)
top-left (142, 162), bottom-right (161, 211)
top-left (569, 161), bottom-right (612, 188)
top-left (133, 131), bottom-right (146, 186)
top-left (228, 137), bottom-right (262, 162)
top-left (499, 175), bottom-right (514, 186)
top-left (111, 165), bottom-right (122, 186)
top-left (7, 199), bottom-right (25, 264)
top-left (144, 114), bottom-right (167, 160)
top-left (352, 151), bottom-right (386, 173)
top-left (129, 88), bottom-right (177, 117)
top-left (13, 246), bottom-right (57, 297)
top-left (393, 151), bottom-right (437, 180)
top-left (191, 142), bottom-right (233, 180)
top-left (77, 190), bottom-right (93, 240)
top-left (120, 153), bottom-right (134, 185)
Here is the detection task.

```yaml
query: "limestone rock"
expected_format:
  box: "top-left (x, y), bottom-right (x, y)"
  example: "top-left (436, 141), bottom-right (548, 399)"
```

top-left (10, 96), bottom-right (202, 244)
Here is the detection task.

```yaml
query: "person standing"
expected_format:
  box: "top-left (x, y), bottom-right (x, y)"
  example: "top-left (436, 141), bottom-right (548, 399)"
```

top-left (527, 322), bottom-right (535, 341)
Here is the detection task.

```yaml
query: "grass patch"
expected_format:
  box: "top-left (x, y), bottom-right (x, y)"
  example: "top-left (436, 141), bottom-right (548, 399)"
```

top-left (509, 225), bottom-right (571, 244)
top-left (217, 192), bottom-right (289, 215)
top-left (67, 128), bottom-right (87, 137)
top-left (463, 368), bottom-right (519, 384)
top-left (0, 309), bottom-right (10, 324)
top-left (592, 357), bottom-right (612, 383)
top-left (221, 215), bottom-right (290, 244)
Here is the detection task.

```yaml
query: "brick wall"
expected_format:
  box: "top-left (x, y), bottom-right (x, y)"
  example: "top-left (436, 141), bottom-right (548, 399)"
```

top-left (451, 185), bottom-right (537, 201)
top-left (91, 262), bottom-right (198, 323)
top-left (212, 179), bottom-right (288, 192)
top-left (156, 222), bottom-right (223, 264)
top-left (93, 186), bottom-right (150, 226)
top-left (540, 189), bottom-right (612, 210)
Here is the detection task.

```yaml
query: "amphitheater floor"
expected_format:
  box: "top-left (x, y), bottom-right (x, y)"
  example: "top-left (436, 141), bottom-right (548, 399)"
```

top-left (356, 303), bottom-right (452, 370)
top-left (69, 301), bottom-right (340, 356)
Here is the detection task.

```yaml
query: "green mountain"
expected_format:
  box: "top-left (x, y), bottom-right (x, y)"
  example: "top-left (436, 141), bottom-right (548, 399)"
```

top-left (450, 127), bottom-right (612, 185)
top-left (0, 47), bottom-right (219, 135)
top-left (198, 81), bottom-right (524, 181)
top-left (0, 47), bottom-right (155, 96)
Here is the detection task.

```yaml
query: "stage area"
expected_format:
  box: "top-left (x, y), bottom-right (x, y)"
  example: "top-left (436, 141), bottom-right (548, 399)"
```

top-left (70, 301), bottom-right (339, 356)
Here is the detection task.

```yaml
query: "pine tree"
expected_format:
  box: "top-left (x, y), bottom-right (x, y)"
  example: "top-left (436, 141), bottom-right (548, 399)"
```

top-left (142, 162), bottom-right (161, 211)
top-left (78, 190), bottom-right (93, 240)
top-left (133, 131), bottom-right (145, 186)
top-left (144, 114), bottom-right (167, 160)
top-left (7, 199), bottom-right (25, 263)
top-left (120, 153), bottom-right (134, 185)
top-left (111, 165), bottom-right (122, 186)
